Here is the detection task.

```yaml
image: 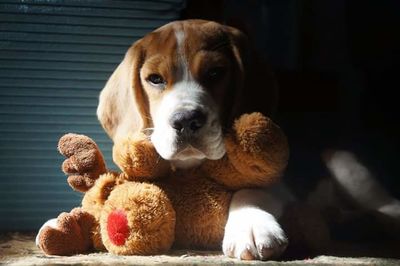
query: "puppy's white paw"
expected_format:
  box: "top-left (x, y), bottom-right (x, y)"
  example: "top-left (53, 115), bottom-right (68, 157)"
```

top-left (223, 207), bottom-right (288, 260)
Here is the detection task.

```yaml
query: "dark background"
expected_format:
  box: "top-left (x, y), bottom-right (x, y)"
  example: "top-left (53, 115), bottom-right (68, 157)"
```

top-left (183, 0), bottom-right (400, 199)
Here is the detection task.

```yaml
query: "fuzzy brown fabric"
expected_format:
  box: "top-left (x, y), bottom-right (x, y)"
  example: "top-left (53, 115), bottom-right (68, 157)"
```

top-left (112, 133), bottom-right (170, 181)
top-left (204, 112), bottom-right (289, 189)
top-left (37, 208), bottom-right (95, 255)
top-left (59, 133), bottom-right (107, 192)
top-left (36, 112), bottom-right (289, 256)
top-left (100, 182), bottom-right (176, 255)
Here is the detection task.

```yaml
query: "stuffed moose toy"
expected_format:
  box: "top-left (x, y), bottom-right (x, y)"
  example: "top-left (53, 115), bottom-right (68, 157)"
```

top-left (36, 112), bottom-right (289, 257)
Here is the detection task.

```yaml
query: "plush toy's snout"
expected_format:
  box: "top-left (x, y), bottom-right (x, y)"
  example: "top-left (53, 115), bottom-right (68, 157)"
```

top-left (107, 209), bottom-right (129, 246)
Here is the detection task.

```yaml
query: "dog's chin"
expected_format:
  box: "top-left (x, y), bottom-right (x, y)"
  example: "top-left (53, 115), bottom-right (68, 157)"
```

top-left (173, 145), bottom-right (207, 161)
top-left (151, 124), bottom-right (226, 168)
top-left (171, 146), bottom-right (206, 169)
top-left (152, 137), bottom-right (226, 169)
top-left (170, 144), bottom-right (226, 169)
top-left (159, 143), bottom-right (225, 160)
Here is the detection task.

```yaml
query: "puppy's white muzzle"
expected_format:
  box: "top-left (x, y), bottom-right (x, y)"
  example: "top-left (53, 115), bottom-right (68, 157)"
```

top-left (151, 81), bottom-right (225, 165)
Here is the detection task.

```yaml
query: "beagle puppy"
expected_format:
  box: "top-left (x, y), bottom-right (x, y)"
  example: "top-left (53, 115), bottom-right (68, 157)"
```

top-left (97, 19), bottom-right (287, 260)
top-left (97, 19), bottom-right (278, 165)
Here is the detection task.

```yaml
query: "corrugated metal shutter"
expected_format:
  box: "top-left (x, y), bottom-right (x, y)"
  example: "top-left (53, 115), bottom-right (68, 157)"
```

top-left (0, 0), bottom-right (185, 231)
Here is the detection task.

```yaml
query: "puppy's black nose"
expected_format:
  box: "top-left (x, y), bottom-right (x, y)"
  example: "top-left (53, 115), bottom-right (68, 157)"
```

top-left (169, 110), bottom-right (207, 133)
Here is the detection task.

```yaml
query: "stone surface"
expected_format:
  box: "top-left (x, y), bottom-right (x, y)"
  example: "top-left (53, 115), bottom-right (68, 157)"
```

top-left (1, 232), bottom-right (399, 266)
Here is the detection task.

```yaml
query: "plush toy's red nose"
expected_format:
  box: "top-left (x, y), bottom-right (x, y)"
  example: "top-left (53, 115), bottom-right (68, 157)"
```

top-left (107, 209), bottom-right (129, 246)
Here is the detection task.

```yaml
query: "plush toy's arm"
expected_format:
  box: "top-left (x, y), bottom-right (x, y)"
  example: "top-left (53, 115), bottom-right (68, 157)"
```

top-left (113, 132), bottom-right (170, 181)
top-left (205, 113), bottom-right (289, 190)
top-left (58, 133), bottom-right (107, 192)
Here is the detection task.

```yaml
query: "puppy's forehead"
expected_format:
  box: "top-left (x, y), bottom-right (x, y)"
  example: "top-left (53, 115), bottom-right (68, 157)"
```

top-left (180, 20), bottom-right (229, 50)
top-left (140, 24), bottom-right (177, 55)
top-left (142, 20), bottom-right (229, 57)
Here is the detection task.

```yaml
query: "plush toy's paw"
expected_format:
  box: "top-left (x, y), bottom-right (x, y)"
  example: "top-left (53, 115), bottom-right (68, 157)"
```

top-left (58, 133), bottom-right (107, 192)
top-left (221, 112), bottom-right (289, 185)
top-left (100, 182), bottom-right (176, 255)
top-left (232, 112), bottom-right (282, 154)
top-left (36, 209), bottom-right (95, 255)
top-left (223, 207), bottom-right (288, 260)
top-left (113, 133), bottom-right (169, 180)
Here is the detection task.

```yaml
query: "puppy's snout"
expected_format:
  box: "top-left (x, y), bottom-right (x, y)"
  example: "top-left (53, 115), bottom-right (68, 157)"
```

top-left (169, 109), bottom-right (207, 133)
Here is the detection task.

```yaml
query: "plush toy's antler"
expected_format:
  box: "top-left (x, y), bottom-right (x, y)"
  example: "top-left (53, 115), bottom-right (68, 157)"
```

top-left (58, 133), bottom-right (107, 192)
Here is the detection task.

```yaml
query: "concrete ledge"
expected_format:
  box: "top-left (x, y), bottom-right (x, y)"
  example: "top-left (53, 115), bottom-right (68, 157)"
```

top-left (1, 233), bottom-right (399, 266)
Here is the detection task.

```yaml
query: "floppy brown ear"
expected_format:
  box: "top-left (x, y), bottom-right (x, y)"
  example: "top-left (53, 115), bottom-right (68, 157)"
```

top-left (224, 25), bottom-right (279, 122)
top-left (97, 40), bottom-right (150, 142)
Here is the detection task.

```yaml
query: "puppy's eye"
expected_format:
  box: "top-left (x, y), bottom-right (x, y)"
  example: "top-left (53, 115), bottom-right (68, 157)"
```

top-left (147, 74), bottom-right (166, 88)
top-left (206, 67), bottom-right (226, 80)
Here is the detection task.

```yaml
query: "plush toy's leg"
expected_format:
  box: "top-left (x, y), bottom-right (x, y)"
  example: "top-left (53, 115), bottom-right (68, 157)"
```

top-left (58, 133), bottom-right (107, 192)
top-left (36, 208), bottom-right (96, 255)
top-left (100, 182), bottom-right (176, 255)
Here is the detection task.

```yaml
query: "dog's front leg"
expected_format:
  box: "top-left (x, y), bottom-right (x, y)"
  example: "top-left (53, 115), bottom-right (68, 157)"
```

top-left (223, 187), bottom-right (289, 260)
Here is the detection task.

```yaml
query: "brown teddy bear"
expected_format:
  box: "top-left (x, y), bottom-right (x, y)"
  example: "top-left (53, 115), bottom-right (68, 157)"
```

top-left (36, 112), bottom-right (289, 256)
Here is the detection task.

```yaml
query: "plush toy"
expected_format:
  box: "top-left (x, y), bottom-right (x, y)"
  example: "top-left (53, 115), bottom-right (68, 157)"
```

top-left (36, 112), bottom-right (289, 256)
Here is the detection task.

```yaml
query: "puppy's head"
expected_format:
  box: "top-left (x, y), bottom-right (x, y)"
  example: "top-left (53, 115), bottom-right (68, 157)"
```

top-left (97, 20), bottom-right (274, 167)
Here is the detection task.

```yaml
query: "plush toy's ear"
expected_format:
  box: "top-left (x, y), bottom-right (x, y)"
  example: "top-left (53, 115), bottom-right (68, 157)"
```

top-left (97, 40), bottom-right (150, 142)
top-left (223, 25), bottom-right (279, 123)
